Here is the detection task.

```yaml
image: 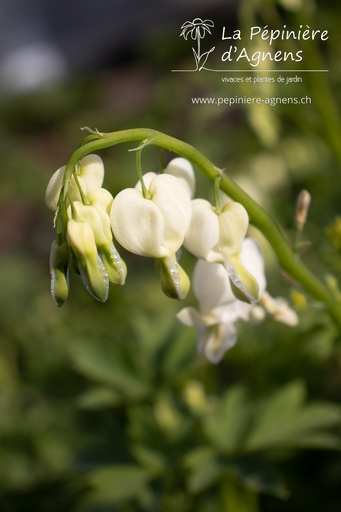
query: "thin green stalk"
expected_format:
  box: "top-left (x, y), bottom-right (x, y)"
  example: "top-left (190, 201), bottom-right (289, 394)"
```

top-left (58, 128), bottom-right (341, 327)
top-left (135, 147), bottom-right (150, 199)
top-left (214, 175), bottom-right (223, 214)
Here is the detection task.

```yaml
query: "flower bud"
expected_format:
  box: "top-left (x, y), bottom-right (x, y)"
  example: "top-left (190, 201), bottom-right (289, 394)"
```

top-left (159, 257), bottom-right (190, 300)
top-left (67, 219), bottom-right (109, 302)
top-left (49, 240), bottom-right (70, 307)
top-left (295, 189), bottom-right (311, 229)
top-left (69, 201), bottom-right (126, 285)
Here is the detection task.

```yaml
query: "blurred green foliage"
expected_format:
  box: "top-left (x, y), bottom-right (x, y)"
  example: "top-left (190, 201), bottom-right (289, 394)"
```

top-left (1, 0), bottom-right (341, 511)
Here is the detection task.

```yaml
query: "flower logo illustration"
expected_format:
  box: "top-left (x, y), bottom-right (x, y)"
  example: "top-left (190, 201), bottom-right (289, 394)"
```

top-left (179, 18), bottom-right (215, 71)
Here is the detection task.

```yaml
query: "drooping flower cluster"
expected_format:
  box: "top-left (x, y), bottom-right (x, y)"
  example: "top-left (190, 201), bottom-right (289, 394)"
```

top-left (46, 152), bottom-right (298, 363)
top-left (46, 154), bottom-right (126, 305)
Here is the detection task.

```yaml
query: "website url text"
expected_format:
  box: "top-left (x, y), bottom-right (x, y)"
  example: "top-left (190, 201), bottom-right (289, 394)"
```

top-left (191, 96), bottom-right (312, 106)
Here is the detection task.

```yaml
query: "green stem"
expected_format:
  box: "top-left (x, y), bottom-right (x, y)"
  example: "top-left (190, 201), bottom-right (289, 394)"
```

top-left (135, 147), bottom-right (151, 199)
top-left (59, 128), bottom-right (341, 327)
top-left (214, 175), bottom-right (223, 214)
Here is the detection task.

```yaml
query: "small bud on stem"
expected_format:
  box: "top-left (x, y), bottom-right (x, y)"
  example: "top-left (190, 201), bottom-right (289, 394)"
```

top-left (295, 190), bottom-right (311, 230)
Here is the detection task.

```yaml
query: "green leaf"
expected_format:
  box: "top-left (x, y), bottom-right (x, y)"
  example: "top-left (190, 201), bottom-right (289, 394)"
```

top-left (70, 338), bottom-right (150, 400)
top-left (185, 447), bottom-right (224, 493)
top-left (127, 401), bottom-right (191, 476)
top-left (282, 432), bottom-right (341, 450)
top-left (243, 381), bottom-right (305, 451)
top-left (86, 464), bottom-right (150, 504)
top-left (161, 326), bottom-right (196, 379)
top-left (287, 403), bottom-right (341, 433)
top-left (219, 476), bottom-right (259, 512)
top-left (130, 444), bottom-right (167, 476)
top-left (132, 307), bottom-right (178, 364)
top-left (76, 386), bottom-right (121, 410)
top-left (244, 381), bottom-right (341, 451)
top-left (203, 386), bottom-right (251, 453)
top-left (225, 456), bottom-right (290, 499)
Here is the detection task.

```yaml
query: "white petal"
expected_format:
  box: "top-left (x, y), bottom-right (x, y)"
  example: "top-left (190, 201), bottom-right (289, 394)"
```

top-left (110, 188), bottom-right (168, 257)
top-left (240, 238), bottom-right (267, 295)
top-left (222, 237), bottom-right (266, 303)
top-left (224, 258), bottom-right (259, 303)
top-left (67, 218), bottom-right (97, 257)
top-left (184, 199), bottom-right (219, 260)
top-left (164, 157), bottom-right (196, 198)
top-left (45, 165), bottom-right (65, 211)
top-left (87, 188), bottom-right (114, 240)
top-left (217, 301), bottom-right (252, 324)
top-left (215, 202), bottom-right (249, 260)
top-left (77, 154), bottom-right (105, 192)
top-left (70, 202), bottom-right (109, 247)
top-left (176, 307), bottom-right (209, 327)
top-left (261, 291), bottom-right (299, 326)
top-left (192, 259), bottom-right (235, 313)
top-left (150, 174), bottom-right (192, 254)
top-left (198, 322), bottom-right (237, 364)
top-left (134, 172), bottom-right (158, 191)
top-left (45, 166), bottom-right (86, 211)
top-left (87, 188), bottom-right (114, 215)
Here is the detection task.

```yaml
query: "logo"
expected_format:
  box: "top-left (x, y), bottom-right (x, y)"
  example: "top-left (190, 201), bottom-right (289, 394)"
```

top-left (172, 18), bottom-right (329, 73)
top-left (176, 18), bottom-right (215, 72)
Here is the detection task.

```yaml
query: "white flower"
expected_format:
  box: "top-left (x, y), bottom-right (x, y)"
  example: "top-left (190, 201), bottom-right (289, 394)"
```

top-left (178, 237), bottom-right (298, 363)
top-left (184, 199), bottom-right (259, 302)
top-left (110, 173), bottom-right (191, 258)
top-left (45, 154), bottom-right (104, 211)
top-left (110, 173), bottom-right (192, 299)
top-left (177, 238), bottom-right (266, 363)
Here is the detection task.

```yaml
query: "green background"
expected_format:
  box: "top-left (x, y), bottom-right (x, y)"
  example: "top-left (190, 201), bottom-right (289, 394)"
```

top-left (0, 0), bottom-right (341, 510)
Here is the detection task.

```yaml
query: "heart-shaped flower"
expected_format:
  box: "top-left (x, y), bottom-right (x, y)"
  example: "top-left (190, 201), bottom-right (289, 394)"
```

top-left (110, 173), bottom-right (192, 299)
top-left (184, 199), bottom-right (259, 302)
top-left (111, 173), bottom-right (191, 258)
top-left (177, 238), bottom-right (266, 363)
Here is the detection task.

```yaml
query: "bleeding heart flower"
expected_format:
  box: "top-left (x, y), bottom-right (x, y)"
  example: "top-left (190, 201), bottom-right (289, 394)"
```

top-left (110, 173), bottom-right (192, 299)
top-left (184, 199), bottom-right (259, 303)
top-left (177, 238), bottom-right (266, 363)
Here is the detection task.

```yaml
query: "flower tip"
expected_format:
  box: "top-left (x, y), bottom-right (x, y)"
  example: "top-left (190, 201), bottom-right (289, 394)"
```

top-left (225, 258), bottom-right (259, 304)
top-left (100, 245), bottom-right (127, 286)
top-left (49, 241), bottom-right (70, 307)
top-left (159, 257), bottom-right (190, 300)
top-left (51, 269), bottom-right (69, 307)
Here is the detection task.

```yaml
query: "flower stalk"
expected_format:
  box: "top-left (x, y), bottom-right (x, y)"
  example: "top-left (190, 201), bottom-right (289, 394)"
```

top-left (56, 128), bottom-right (341, 327)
